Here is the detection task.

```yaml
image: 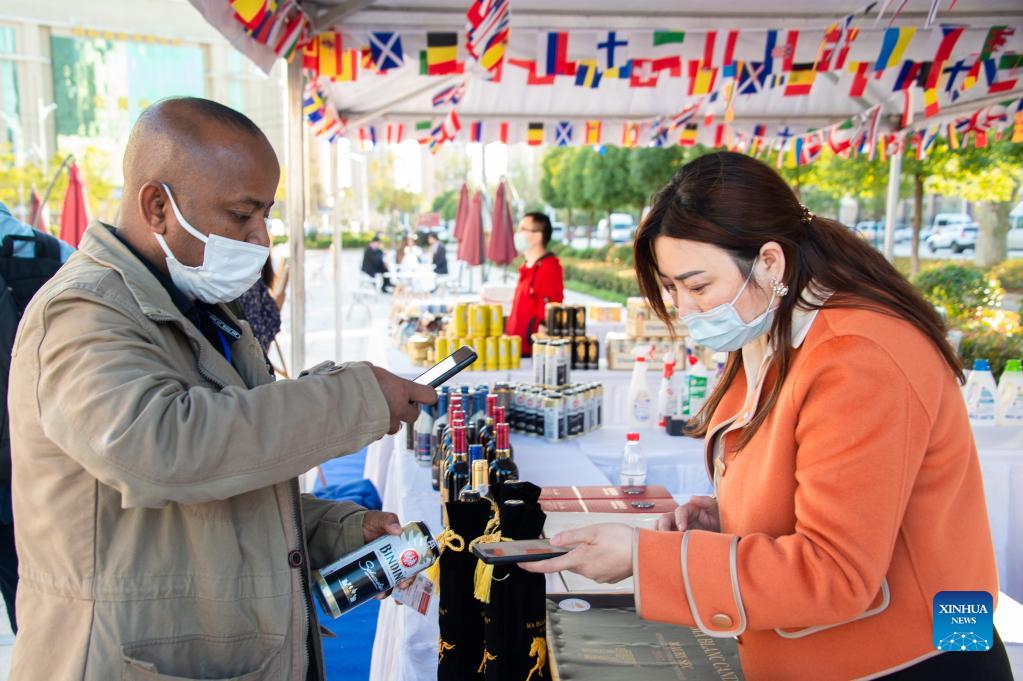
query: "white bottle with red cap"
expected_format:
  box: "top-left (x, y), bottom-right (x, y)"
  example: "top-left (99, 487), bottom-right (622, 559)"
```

top-left (620, 432), bottom-right (647, 488)
top-left (627, 347), bottom-right (653, 429)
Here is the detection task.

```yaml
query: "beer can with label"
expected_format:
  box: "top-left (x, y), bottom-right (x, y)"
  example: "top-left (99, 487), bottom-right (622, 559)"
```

top-left (509, 335), bottom-right (522, 370)
top-left (543, 391), bottom-right (564, 442)
top-left (532, 339), bottom-right (548, 385)
top-left (586, 336), bottom-right (600, 371)
top-left (466, 304), bottom-right (479, 338)
top-left (474, 304), bottom-right (490, 339)
top-left (572, 305), bottom-right (587, 337)
top-left (435, 336), bottom-right (450, 364)
top-left (452, 304), bottom-right (468, 340)
top-left (557, 340), bottom-right (571, 387)
top-left (489, 304), bottom-right (504, 337)
top-left (471, 337), bottom-right (486, 371)
top-left (544, 342), bottom-right (559, 388)
top-left (545, 303), bottom-right (562, 337)
top-left (498, 336), bottom-right (511, 371)
top-left (313, 521), bottom-right (439, 618)
top-left (512, 385), bottom-right (528, 432)
top-left (485, 336), bottom-right (499, 371)
top-left (571, 337), bottom-right (587, 371)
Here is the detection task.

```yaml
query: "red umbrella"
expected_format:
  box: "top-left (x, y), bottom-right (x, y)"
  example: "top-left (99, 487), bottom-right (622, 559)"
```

top-left (487, 182), bottom-right (516, 266)
top-left (454, 182), bottom-right (468, 242)
top-left (28, 189), bottom-right (46, 232)
top-left (459, 190), bottom-right (485, 267)
top-left (59, 163), bottom-right (91, 248)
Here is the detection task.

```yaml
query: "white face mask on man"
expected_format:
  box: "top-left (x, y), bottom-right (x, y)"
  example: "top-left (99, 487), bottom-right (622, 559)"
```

top-left (155, 183), bottom-right (270, 304)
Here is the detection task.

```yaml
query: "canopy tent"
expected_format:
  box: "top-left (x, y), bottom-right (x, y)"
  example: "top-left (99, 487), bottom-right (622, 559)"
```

top-left (187, 0), bottom-right (1023, 373)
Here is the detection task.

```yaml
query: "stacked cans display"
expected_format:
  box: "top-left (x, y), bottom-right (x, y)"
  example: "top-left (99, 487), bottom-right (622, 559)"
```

top-left (507, 382), bottom-right (603, 443)
top-left (538, 303), bottom-right (599, 374)
top-left (435, 302), bottom-right (521, 373)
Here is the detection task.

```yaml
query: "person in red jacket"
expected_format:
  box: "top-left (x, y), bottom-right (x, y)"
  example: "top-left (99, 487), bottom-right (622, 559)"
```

top-left (505, 212), bottom-right (564, 357)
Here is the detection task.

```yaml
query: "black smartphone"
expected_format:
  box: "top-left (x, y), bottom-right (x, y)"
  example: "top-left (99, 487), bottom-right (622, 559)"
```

top-left (471, 538), bottom-right (570, 565)
top-left (413, 345), bottom-right (478, 389)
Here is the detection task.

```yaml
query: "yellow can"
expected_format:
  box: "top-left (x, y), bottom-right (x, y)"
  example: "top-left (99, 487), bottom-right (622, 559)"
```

top-left (465, 304), bottom-right (478, 338)
top-left (435, 335), bottom-right (450, 362)
top-left (508, 335), bottom-right (522, 370)
top-left (498, 336), bottom-right (511, 371)
top-left (489, 304), bottom-right (504, 337)
top-left (474, 304), bottom-right (490, 339)
top-left (452, 303), bottom-right (468, 339)
top-left (485, 336), bottom-right (499, 371)
top-left (471, 337), bottom-right (486, 371)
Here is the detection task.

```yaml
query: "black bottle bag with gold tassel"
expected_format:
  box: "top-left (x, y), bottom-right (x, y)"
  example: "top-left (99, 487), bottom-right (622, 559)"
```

top-left (434, 497), bottom-right (492, 681)
top-left (475, 488), bottom-right (550, 681)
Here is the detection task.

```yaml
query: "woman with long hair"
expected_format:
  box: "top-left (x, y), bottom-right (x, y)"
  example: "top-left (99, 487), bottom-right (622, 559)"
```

top-left (524, 152), bottom-right (1011, 680)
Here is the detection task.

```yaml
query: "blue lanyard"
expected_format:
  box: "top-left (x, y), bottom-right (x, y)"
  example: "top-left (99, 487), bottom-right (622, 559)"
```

top-left (215, 327), bottom-right (232, 365)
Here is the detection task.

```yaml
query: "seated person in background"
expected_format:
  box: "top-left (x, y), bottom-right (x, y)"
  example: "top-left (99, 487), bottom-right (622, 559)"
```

top-left (505, 212), bottom-right (564, 357)
top-left (361, 233), bottom-right (393, 292)
top-left (428, 232), bottom-right (448, 275)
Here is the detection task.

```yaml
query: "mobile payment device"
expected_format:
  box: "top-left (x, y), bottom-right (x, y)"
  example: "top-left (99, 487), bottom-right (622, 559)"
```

top-left (471, 538), bottom-right (570, 565)
top-left (413, 345), bottom-right (478, 389)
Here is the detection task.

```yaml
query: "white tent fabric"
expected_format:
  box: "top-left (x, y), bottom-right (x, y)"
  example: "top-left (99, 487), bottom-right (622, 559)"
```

top-left (191, 0), bottom-right (1023, 146)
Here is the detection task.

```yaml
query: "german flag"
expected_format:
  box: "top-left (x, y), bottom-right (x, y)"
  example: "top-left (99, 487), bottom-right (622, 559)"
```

top-left (679, 123), bottom-right (698, 147)
top-left (527, 122), bottom-right (544, 146)
top-left (783, 63), bottom-right (816, 96)
top-left (426, 32), bottom-right (462, 75)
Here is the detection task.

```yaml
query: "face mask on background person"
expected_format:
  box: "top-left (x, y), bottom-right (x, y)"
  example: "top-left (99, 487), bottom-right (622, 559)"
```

top-left (513, 231), bottom-right (531, 254)
top-left (155, 183), bottom-right (270, 304)
top-left (680, 259), bottom-right (778, 352)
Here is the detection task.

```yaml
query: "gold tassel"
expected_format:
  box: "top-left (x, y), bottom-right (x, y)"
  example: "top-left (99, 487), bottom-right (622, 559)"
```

top-left (423, 528), bottom-right (466, 597)
top-left (469, 530), bottom-right (512, 603)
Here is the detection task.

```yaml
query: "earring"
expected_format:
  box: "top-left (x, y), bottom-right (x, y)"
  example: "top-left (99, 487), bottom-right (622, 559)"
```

top-left (770, 278), bottom-right (789, 297)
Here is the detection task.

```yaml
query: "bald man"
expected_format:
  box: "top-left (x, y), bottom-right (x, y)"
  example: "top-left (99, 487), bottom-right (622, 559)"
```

top-left (7, 97), bottom-right (436, 680)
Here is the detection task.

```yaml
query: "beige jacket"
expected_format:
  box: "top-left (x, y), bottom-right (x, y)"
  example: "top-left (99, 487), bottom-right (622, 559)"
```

top-left (8, 222), bottom-right (391, 681)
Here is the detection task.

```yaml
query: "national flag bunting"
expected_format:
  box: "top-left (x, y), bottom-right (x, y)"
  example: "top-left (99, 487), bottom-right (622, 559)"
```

top-left (875, 27), bottom-right (915, 72)
top-left (466, 0), bottom-right (510, 80)
top-left (369, 32), bottom-right (404, 71)
top-left (527, 122), bottom-right (544, 146)
top-left (432, 80), bottom-right (467, 108)
top-left (679, 123), bottom-right (698, 147)
top-left (425, 32), bottom-right (463, 75)
top-left (585, 120), bottom-right (602, 145)
top-left (784, 63), bottom-right (816, 96)
top-left (540, 31), bottom-right (575, 77)
top-left (555, 121), bottom-right (573, 146)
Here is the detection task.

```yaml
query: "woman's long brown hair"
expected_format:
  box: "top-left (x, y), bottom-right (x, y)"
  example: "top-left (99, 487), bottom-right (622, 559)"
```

top-left (633, 151), bottom-right (962, 449)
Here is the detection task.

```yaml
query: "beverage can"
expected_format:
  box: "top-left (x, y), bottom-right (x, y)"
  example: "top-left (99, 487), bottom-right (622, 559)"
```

top-left (452, 304), bottom-right (468, 340)
top-left (474, 304), bottom-right (490, 339)
top-left (543, 391), bottom-right (564, 442)
top-left (498, 336), bottom-right (511, 371)
top-left (509, 335), bottom-right (522, 370)
top-left (471, 337), bottom-right (486, 371)
top-left (313, 521), bottom-right (439, 619)
top-left (485, 336), bottom-right (499, 371)
top-left (435, 336), bottom-right (450, 363)
top-left (489, 304), bottom-right (504, 337)
top-left (533, 339), bottom-right (548, 385)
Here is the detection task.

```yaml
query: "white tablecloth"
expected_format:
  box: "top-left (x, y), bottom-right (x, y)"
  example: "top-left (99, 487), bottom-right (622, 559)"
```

top-left (364, 420), bottom-right (1023, 681)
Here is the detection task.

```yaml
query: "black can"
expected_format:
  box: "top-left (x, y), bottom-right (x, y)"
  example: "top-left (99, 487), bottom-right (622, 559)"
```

top-left (571, 305), bottom-right (586, 336)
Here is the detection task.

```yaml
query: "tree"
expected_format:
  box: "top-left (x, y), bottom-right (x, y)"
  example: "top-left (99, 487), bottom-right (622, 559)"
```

top-left (583, 146), bottom-right (636, 239)
top-left (540, 147), bottom-right (575, 229)
top-left (629, 146), bottom-right (688, 208)
top-left (929, 136), bottom-right (1023, 268)
top-left (567, 147), bottom-right (597, 245)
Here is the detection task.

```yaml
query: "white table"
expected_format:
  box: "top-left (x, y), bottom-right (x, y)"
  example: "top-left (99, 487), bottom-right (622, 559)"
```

top-left (367, 431), bottom-right (610, 681)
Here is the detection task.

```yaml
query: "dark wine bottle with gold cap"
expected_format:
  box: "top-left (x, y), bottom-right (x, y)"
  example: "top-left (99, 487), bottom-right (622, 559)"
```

top-left (488, 422), bottom-right (518, 486)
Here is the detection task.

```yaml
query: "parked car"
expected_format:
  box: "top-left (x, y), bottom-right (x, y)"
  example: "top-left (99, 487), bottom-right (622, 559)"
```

top-left (599, 213), bottom-right (637, 244)
top-left (893, 224), bottom-right (913, 243)
top-left (926, 223), bottom-right (978, 253)
top-left (854, 221), bottom-right (881, 242)
top-left (551, 221), bottom-right (567, 243)
top-left (1008, 224), bottom-right (1023, 251)
top-left (922, 213), bottom-right (972, 242)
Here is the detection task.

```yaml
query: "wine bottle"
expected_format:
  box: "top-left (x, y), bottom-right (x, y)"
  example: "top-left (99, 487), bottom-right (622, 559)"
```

top-left (488, 422), bottom-right (519, 486)
top-left (444, 424), bottom-right (471, 503)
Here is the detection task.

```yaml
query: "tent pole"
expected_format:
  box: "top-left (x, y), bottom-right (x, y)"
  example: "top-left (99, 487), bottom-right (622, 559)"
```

top-left (883, 150), bottom-right (902, 262)
top-left (286, 57), bottom-right (306, 373)
top-left (331, 141), bottom-right (344, 361)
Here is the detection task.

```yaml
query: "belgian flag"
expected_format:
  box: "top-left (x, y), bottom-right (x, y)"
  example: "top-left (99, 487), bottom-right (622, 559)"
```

top-left (425, 32), bottom-right (462, 75)
top-left (527, 122), bottom-right (544, 146)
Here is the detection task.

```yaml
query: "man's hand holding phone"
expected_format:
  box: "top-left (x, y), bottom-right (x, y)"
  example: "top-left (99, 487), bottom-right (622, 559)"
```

top-left (371, 366), bottom-right (439, 434)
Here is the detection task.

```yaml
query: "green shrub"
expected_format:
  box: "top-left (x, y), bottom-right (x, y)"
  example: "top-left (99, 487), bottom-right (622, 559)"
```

top-left (988, 259), bottom-right (1023, 292)
top-left (958, 328), bottom-right (1023, 379)
top-left (272, 232), bottom-right (391, 250)
top-left (911, 263), bottom-right (1002, 325)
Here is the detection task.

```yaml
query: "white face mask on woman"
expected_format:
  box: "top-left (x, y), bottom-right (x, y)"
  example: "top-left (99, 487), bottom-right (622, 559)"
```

top-left (155, 183), bottom-right (269, 304)
top-left (680, 259), bottom-right (777, 352)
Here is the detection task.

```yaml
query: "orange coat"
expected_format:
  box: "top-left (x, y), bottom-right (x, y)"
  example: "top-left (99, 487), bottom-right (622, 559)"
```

top-left (635, 303), bottom-right (998, 680)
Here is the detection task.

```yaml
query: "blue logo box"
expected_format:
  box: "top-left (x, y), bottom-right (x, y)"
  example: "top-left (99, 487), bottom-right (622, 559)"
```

top-left (933, 591), bottom-right (993, 652)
